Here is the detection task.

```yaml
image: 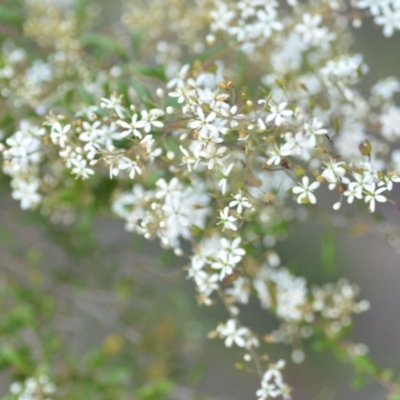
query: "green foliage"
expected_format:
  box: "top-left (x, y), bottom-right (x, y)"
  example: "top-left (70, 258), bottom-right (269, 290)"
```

top-left (80, 33), bottom-right (127, 59)
top-left (130, 78), bottom-right (154, 108)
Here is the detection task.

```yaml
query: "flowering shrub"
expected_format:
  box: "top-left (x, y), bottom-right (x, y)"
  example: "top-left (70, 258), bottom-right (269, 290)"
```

top-left (1, 0), bottom-right (400, 399)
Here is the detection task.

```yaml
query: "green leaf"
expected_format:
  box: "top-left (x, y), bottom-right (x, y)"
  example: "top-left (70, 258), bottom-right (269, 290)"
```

top-left (194, 42), bottom-right (225, 63)
top-left (131, 30), bottom-right (144, 55)
top-left (131, 78), bottom-right (154, 108)
top-left (0, 5), bottom-right (23, 27)
top-left (147, 170), bottom-right (165, 187)
top-left (351, 372), bottom-right (366, 390)
top-left (352, 355), bottom-right (379, 375)
top-left (132, 65), bottom-right (167, 82)
top-left (80, 33), bottom-right (126, 58)
top-left (75, 0), bottom-right (89, 28)
top-left (0, 345), bottom-right (30, 372)
top-left (76, 85), bottom-right (95, 105)
top-left (136, 379), bottom-right (173, 400)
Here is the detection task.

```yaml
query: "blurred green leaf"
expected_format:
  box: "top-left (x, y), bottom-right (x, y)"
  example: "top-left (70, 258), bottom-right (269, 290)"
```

top-left (147, 170), bottom-right (165, 187)
top-left (80, 33), bottom-right (126, 58)
top-left (136, 379), bottom-right (173, 400)
top-left (131, 66), bottom-right (167, 82)
top-left (131, 78), bottom-right (154, 108)
top-left (194, 43), bottom-right (225, 63)
top-left (75, 0), bottom-right (89, 28)
top-left (0, 345), bottom-right (31, 372)
top-left (351, 372), bottom-right (366, 390)
top-left (77, 85), bottom-right (95, 105)
top-left (0, 5), bottom-right (24, 27)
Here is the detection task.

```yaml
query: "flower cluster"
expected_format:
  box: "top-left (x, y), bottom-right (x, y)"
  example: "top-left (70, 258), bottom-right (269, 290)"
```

top-left (256, 360), bottom-right (291, 400)
top-left (1, 0), bottom-right (400, 398)
top-left (8, 375), bottom-right (55, 400)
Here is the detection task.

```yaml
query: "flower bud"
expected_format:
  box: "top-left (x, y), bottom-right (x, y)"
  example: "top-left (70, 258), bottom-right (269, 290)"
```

top-left (358, 139), bottom-right (372, 157)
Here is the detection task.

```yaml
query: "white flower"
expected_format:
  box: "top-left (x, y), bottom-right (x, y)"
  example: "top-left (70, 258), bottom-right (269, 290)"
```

top-left (11, 179), bottom-right (41, 209)
top-left (212, 253), bottom-right (235, 280)
top-left (6, 131), bottom-right (33, 157)
top-left (220, 237), bottom-right (246, 259)
top-left (229, 191), bottom-right (252, 213)
top-left (304, 118), bottom-right (327, 145)
top-left (355, 0), bottom-right (389, 16)
top-left (168, 85), bottom-right (194, 104)
top-left (117, 114), bottom-right (143, 138)
top-left (292, 176), bottom-right (320, 204)
top-left (380, 173), bottom-right (400, 191)
top-left (196, 272), bottom-right (219, 297)
top-left (71, 158), bottom-right (94, 179)
top-left (266, 143), bottom-right (292, 166)
top-left (162, 195), bottom-right (190, 227)
top-left (79, 121), bottom-right (104, 151)
top-left (199, 143), bottom-right (227, 169)
top-left (295, 13), bottom-right (323, 44)
top-left (210, 2), bottom-right (235, 32)
top-left (50, 123), bottom-right (71, 147)
top-left (180, 145), bottom-right (198, 171)
top-left (189, 107), bottom-right (219, 134)
top-left (364, 183), bottom-right (387, 212)
top-left (266, 102), bottom-right (293, 126)
top-left (212, 237), bottom-right (246, 280)
top-left (374, 6), bottom-right (400, 37)
top-left (136, 109), bottom-right (164, 133)
top-left (343, 181), bottom-right (363, 203)
top-left (216, 319), bottom-right (250, 348)
top-left (118, 157), bottom-right (142, 179)
top-left (254, 8), bottom-right (283, 39)
top-left (225, 277), bottom-right (251, 304)
top-left (187, 255), bottom-right (207, 282)
top-left (321, 159), bottom-right (346, 183)
top-left (101, 94), bottom-right (125, 118)
top-left (218, 207), bottom-right (237, 231)
top-left (218, 163), bottom-right (234, 195)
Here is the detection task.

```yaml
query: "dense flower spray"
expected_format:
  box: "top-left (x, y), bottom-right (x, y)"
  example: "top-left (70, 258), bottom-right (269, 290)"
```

top-left (2, 0), bottom-right (400, 398)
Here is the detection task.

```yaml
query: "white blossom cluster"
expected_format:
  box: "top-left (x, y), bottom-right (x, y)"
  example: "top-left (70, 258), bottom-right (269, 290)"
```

top-left (112, 178), bottom-right (211, 251)
top-left (1, 0), bottom-right (400, 398)
top-left (8, 375), bottom-right (55, 400)
top-left (256, 360), bottom-right (291, 400)
top-left (355, 0), bottom-right (400, 36)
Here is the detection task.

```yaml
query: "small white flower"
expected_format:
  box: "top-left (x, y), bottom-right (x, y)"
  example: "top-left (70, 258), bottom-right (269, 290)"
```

top-left (374, 6), bottom-right (400, 37)
top-left (343, 181), bottom-right (363, 203)
top-left (364, 183), bottom-right (387, 212)
top-left (136, 109), bottom-right (164, 133)
top-left (216, 319), bottom-right (250, 348)
top-left (266, 143), bottom-right (292, 166)
top-left (101, 94), bottom-right (125, 118)
top-left (218, 163), bottom-right (234, 195)
top-left (50, 123), bottom-right (71, 147)
top-left (292, 176), bottom-right (320, 204)
top-left (229, 191), bottom-right (252, 213)
top-left (118, 157), bottom-right (142, 179)
top-left (117, 114), bottom-right (143, 138)
top-left (218, 207), bottom-right (237, 231)
top-left (71, 158), bottom-right (94, 179)
top-left (304, 118), bottom-right (328, 146)
top-left (189, 107), bottom-right (219, 134)
top-left (266, 102), bottom-right (293, 126)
